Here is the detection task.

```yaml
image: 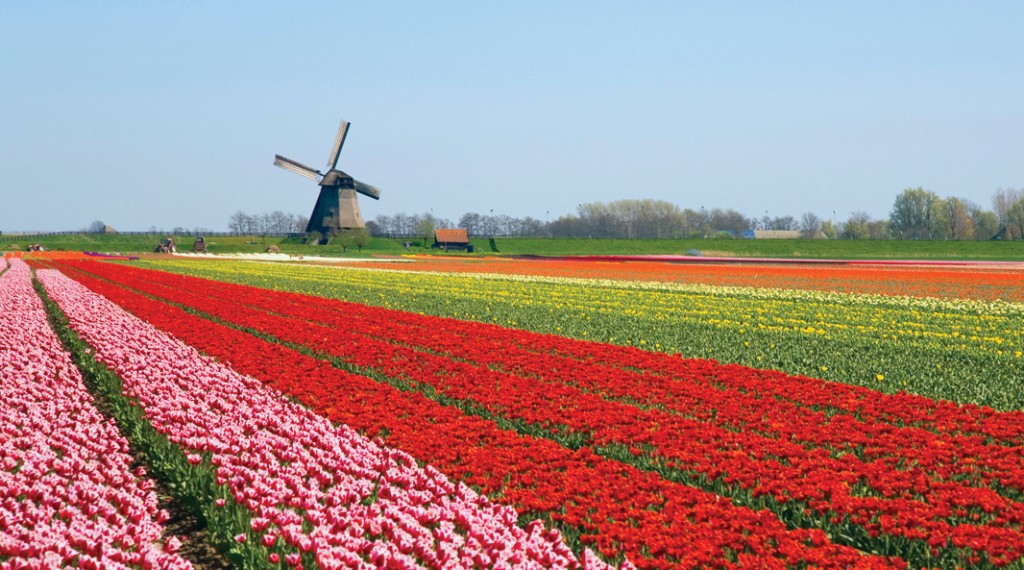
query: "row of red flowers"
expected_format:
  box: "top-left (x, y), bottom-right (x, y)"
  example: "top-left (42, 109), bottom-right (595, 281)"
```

top-left (1, 259), bottom-right (192, 569)
top-left (41, 260), bottom-right (903, 568)
top-left (36, 266), bottom-right (612, 570)
top-left (56, 260), bottom-right (1024, 566)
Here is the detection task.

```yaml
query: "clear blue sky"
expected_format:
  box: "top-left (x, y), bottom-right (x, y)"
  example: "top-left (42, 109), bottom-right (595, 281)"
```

top-left (2, 1), bottom-right (1021, 232)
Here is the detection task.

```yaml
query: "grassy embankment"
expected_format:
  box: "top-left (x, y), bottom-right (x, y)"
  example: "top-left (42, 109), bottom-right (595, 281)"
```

top-left (4, 232), bottom-right (1024, 260)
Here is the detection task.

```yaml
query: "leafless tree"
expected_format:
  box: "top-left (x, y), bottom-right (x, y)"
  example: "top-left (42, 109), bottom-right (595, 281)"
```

top-left (799, 212), bottom-right (822, 238)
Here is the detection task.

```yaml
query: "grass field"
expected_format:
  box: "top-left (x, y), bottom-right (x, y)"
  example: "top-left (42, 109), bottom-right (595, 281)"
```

top-left (4, 232), bottom-right (1024, 259)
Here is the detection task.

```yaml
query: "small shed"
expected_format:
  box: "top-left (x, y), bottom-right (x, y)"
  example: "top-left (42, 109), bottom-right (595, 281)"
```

top-left (433, 228), bottom-right (473, 252)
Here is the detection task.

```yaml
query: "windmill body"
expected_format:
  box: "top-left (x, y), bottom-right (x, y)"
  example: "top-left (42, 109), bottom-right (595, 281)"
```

top-left (274, 119), bottom-right (381, 236)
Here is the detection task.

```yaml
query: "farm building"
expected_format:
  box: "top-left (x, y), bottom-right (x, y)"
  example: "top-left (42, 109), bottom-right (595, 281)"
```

top-left (432, 228), bottom-right (474, 252)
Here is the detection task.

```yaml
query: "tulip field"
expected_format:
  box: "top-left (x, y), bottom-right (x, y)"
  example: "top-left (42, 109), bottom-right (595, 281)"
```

top-left (129, 257), bottom-right (1024, 410)
top-left (5, 253), bottom-right (1024, 569)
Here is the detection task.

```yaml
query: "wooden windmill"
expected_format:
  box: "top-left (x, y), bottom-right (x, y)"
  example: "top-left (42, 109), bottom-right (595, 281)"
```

top-left (274, 119), bottom-right (381, 235)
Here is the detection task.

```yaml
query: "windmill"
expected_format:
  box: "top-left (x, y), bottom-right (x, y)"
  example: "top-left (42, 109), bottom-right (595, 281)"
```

top-left (274, 119), bottom-right (381, 237)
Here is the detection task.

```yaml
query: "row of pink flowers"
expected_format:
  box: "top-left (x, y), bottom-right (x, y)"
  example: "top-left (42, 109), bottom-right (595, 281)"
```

top-left (0, 259), bottom-right (191, 569)
top-left (36, 267), bottom-right (624, 570)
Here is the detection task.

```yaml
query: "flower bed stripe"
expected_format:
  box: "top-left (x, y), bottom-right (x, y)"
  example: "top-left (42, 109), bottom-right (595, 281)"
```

top-left (0, 259), bottom-right (192, 569)
top-left (35, 267), bottom-right (618, 570)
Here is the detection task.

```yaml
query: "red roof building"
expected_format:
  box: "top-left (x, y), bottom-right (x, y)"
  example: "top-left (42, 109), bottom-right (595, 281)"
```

top-left (433, 228), bottom-right (473, 251)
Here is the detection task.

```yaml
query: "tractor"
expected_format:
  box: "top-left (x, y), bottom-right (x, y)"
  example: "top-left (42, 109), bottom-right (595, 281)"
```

top-left (193, 236), bottom-right (207, 253)
top-left (154, 238), bottom-right (176, 253)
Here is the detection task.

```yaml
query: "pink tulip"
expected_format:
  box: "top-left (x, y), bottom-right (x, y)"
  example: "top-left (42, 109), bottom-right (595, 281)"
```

top-left (1, 260), bottom-right (192, 569)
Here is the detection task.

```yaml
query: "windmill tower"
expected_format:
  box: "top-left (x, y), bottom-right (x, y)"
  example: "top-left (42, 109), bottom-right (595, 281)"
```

top-left (274, 119), bottom-right (381, 236)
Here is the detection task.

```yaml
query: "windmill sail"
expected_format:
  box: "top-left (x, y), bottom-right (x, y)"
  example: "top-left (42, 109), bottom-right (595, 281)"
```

top-left (326, 120), bottom-right (350, 171)
top-left (274, 155), bottom-right (322, 182)
top-left (354, 180), bottom-right (381, 200)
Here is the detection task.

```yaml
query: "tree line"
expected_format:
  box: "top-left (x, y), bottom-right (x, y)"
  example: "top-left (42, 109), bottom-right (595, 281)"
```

top-left (888, 187), bottom-right (1022, 240)
top-left (373, 189), bottom-right (1024, 241)
top-left (217, 187), bottom-right (1024, 242)
top-left (227, 211), bottom-right (308, 235)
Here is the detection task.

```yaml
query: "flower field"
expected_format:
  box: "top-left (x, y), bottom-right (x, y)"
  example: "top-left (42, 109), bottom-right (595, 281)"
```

top-left (9, 255), bottom-right (1024, 564)
top-left (7, 253), bottom-right (1024, 568)
top-left (131, 258), bottom-right (1024, 410)
top-left (314, 256), bottom-right (1024, 303)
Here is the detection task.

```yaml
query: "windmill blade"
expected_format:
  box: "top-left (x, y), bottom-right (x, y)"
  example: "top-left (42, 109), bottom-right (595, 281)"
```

top-left (326, 120), bottom-right (350, 171)
top-left (354, 179), bottom-right (381, 200)
top-left (274, 155), bottom-right (322, 182)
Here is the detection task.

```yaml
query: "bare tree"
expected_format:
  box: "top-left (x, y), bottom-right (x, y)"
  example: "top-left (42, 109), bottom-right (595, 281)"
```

top-left (228, 211), bottom-right (250, 234)
top-left (799, 212), bottom-right (822, 238)
top-left (709, 209), bottom-right (751, 234)
top-left (391, 213), bottom-right (412, 236)
top-left (269, 210), bottom-right (294, 234)
top-left (458, 212), bottom-right (483, 236)
top-left (767, 216), bottom-right (798, 231)
top-left (373, 214), bottom-right (393, 236)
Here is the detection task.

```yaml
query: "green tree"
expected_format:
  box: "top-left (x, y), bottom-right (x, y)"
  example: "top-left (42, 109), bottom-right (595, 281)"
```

top-left (337, 231), bottom-right (352, 253)
top-left (353, 228), bottom-right (370, 252)
top-left (820, 220), bottom-right (836, 239)
top-left (942, 197), bottom-right (975, 240)
top-left (867, 219), bottom-right (890, 240)
top-left (971, 210), bottom-right (1000, 240)
top-left (929, 198), bottom-right (951, 240)
top-left (1008, 200), bottom-right (1024, 240)
top-left (843, 211), bottom-right (871, 240)
top-left (890, 187), bottom-right (939, 239)
top-left (417, 217), bottom-right (436, 247)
